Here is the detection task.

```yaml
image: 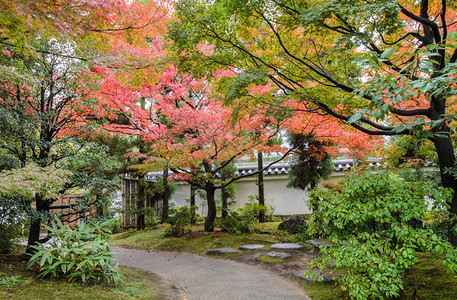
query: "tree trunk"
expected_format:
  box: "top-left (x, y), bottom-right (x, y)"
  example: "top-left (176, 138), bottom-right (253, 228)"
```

top-left (430, 95), bottom-right (457, 247)
top-left (190, 184), bottom-right (196, 224)
top-left (26, 195), bottom-right (49, 254)
top-left (136, 178), bottom-right (145, 230)
top-left (258, 151), bottom-right (265, 222)
top-left (0, 227), bottom-right (10, 254)
top-left (433, 135), bottom-right (457, 247)
top-left (161, 169), bottom-right (170, 222)
top-left (204, 186), bottom-right (216, 232)
top-left (310, 181), bottom-right (319, 212)
top-left (221, 172), bottom-right (228, 219)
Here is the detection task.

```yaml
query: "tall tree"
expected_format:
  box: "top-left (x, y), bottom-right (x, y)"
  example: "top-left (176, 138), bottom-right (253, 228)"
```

top-left (0, 0), bottom-right (170, 251)
top-left (95, 66), bottom-right (293, 231)
top-left (170, 0), bottom-right (457, 244)
top-left (0, 39), bottom-right (100, 252)
top-left (220, 161), bottom-right (237, 219)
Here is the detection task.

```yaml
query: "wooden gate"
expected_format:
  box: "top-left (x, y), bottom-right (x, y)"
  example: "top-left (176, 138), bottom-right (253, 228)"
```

top-left (121, 174), bottom-right (163, 228)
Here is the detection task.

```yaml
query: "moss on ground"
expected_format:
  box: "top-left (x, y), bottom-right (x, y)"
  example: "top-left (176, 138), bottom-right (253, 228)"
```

top-left (257, 255), bottom-right (285, 263)
top-left (402, 252), bottom-right (457, 300)
top-left (111, 223), bottom-right (286, 254)
top-left (0, 254), bottom-right (171, 300)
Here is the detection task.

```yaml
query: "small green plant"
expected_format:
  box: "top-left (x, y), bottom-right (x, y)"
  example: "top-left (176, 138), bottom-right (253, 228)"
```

top-left (307, 171), bottom-right (457, 299)
top-left (89, 215), bottom-right (122, 234)
top-left (217, 211), bottom-right (255, 233)
top-left (27, 218), bottom-right (123, 285)
top-left (145, 215), bottom-right (161, 229)
top-left (165, 206), bottom-right (193, 236)
top-left (239, 201), bottom-right (276, 222)
top-left (0, 275), bottom-right (22, 290)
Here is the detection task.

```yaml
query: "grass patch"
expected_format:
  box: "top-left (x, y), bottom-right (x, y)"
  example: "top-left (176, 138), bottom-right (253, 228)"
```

top-left (0, 254), bottom-right (171, 300)
top-left (111, 223), bottom-right (288, 254)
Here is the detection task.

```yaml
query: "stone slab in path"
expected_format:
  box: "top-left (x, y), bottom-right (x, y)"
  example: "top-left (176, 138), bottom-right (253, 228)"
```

top-left (239, 244), bottom-right (265, 250)
top-left (270, 243), bottom-right (304, 250)
top-left (266, 251), bottom-right (292, 259)
top-left (292, 269), bottom-right (335, 283)
top-left (206, 248), bottom-right (239, 256)
top-left (306, 239), bottom-right (330, 248)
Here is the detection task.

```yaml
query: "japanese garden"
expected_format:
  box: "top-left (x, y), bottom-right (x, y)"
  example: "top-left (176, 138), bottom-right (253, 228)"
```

top-left (1, 0), bottom-right (457, 299)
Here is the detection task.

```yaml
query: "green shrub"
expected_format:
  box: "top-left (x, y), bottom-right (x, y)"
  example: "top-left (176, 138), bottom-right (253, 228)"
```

top-left (165, 206), bottom-right (193, 236)
top-left (238, 202), bottom-right (276, 222)
top-left (217, 211), bottom-right (255, 233)
top-left (307, 171), bottom-right (457, 299)
top-left (0, 195), bottom-right (27, 253)
top-left (27, 218), bottom-right (123, 285)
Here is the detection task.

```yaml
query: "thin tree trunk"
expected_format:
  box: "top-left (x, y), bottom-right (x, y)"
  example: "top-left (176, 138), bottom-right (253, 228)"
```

top-left (221, 171), bottom-right (228, 219)
top-left (161, 169), bottom-right (170, 222)
top-left (310, 181), bottom-right (319, 212)
top-left (136, 178), bottom-right (145, 230)
top-left (190, 184), bottom-right (196, 224)
top-left (258, 151), bottom-right (265, 222)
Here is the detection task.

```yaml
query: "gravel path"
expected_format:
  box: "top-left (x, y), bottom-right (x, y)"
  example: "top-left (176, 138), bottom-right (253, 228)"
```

top-left (113, 247), bottom-right (310, 300)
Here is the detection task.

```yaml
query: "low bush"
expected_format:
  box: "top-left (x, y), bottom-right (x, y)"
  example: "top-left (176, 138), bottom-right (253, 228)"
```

top-left (27, 218), bottom-right (123, 285)
top-left (217, 211), bottom-right (256, 233)
top-left (165, 206), bottom-right (193, 236)
top-left (241, 201), bottom-right (276, 222)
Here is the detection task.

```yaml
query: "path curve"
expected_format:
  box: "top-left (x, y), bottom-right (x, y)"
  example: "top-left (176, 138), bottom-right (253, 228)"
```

top-left (113, 247), bottom-right (310, 300)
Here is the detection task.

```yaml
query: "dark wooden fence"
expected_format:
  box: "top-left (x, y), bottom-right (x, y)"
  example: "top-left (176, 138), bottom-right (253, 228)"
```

top-left (121, 175), bottom-right (163, 228)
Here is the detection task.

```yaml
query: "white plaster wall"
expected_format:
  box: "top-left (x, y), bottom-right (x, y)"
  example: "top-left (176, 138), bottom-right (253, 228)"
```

top-left (168, 171), bottom-right (348, 216)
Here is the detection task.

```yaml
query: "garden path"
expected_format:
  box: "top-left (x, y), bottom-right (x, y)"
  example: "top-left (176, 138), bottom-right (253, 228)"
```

top-left (113, 246), bottom-right (310, 300)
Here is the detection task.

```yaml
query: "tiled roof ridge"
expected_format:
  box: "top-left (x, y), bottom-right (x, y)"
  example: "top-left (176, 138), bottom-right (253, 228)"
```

top-left (124, 158), bottom-right (433, 181)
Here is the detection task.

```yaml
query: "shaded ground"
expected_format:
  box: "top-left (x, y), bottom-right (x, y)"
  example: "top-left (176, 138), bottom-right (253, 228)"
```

top-left (0, 253), bottom-right (186, 300)
top-left (113, 246), bottom-right (311, 300)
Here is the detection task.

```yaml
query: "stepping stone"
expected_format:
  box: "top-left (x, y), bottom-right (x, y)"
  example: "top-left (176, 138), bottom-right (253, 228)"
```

top-left (306, 239), bottom-right (330, 248)
top-left (266, 251), bottom-right (292, 259)
top-left (239, 244), bottom-right (265, 250)
top-left (206, 248), bottom-right (239, 256)
top-left (270, 243), bottom-right (303, 250)
top-left (292, 269), bottom-right (335, 283)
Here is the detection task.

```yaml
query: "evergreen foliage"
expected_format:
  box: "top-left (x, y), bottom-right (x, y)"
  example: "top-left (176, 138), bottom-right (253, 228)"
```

top-left (287, 133), bottom-right (333, 192)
